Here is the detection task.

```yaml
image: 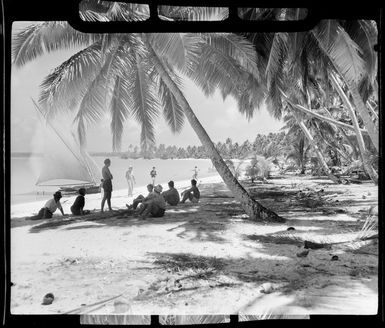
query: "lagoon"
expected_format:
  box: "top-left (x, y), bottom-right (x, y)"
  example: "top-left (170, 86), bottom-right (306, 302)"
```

top-left (10, 156), bottom-right (217, 205)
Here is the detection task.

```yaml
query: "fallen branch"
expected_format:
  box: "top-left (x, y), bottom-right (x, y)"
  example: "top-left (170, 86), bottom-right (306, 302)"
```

top-left (304, 234), bottom-right (378, 250)
top-left (63, 287), bottom-right (131, 315)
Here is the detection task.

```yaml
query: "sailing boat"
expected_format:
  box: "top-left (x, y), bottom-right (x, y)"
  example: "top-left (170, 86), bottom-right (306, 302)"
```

top-left (32, 99), bottom-right (101, 195)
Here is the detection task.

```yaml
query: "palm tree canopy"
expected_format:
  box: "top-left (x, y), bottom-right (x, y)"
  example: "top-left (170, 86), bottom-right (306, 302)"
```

top-left (12, 3), bottom-right (265, 151)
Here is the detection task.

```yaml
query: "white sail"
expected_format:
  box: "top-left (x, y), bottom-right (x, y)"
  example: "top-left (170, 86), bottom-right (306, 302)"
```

top-left (32, 99), bottom-right (101, 186)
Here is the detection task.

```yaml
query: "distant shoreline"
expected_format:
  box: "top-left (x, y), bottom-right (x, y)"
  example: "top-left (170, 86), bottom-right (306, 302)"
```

top-left (10, 152), bottom-right (212, 160)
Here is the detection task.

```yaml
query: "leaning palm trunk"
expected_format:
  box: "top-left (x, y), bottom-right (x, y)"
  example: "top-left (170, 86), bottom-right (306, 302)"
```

top-left (346, 83), bottom-right (379, 152)
top-left (146, 40), bottom-right (285, 223)
top-left (330, 74), bottom-right (378, 184)
top-left (325, 108), bottom-right (362, 162)
top-left (339, 128), bottom-right (360, 160)
top-left (288, 102), bottom-right (369, 136)
top-left (330, 73), bottom-right (379, 153)
top-left (292, 112), bottom-right (341, 184)
top-left (366, 101), bottom-right (378, 121)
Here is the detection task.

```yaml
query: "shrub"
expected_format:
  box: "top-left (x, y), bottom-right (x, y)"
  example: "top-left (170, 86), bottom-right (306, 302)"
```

top-left (245, 156), bottom-right (271, 182)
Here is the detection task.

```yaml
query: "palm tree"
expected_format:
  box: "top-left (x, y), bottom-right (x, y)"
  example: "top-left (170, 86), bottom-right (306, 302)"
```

top-left (312, 20), bottom-right (379, 152)
top-left (285, 135), bottom-right (311, 175)
top-left (243, 10), bottom-right (378, 183)
top-left (12, 3), bottom-right (284, 222)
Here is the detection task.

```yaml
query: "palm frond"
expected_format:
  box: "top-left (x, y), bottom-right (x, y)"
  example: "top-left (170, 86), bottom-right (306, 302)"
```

top-left (158, 6), bottom-right (228, 21)
top-left (148, 33), bottom-right (189, 70)
top-left (79, 9), bottom-right (110, 22)
top-left (329, 28), bottom-right (366, 84)
top-left (346, 20), bottom-right (377, 84)
top-left (158, 75), bottom-right (185, 133)
top-left (202, 33), bottom-right (261, 81)
top-left (79, 0), bottom-right (149, 22)
top-left (38, 42), bottom-right (102, 118)
top-left (110, 77), bottom-right (131, 151)
top-left (313, 21), bottom-right (366, 84)
top-left (190, 43), bottom-right (243, 92)
top-left (265, 77), bottom-right (284, 119)
top-left (12, 21), bottom-right (98, 67)
top-left (73, 42), bottom-right (127, 135)
top-left (75, 36), bottom-right (135, 124)
top-left (127, 53), bottom-right (160, 151)
top-left (265, 32), bottom-right (288, 86)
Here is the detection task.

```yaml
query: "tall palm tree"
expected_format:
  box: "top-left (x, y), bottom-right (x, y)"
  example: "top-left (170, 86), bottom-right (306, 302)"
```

top-left (12, 3), bottom-right (284, 222)
top-left (242, 10), bottom-right (378, 183)
top-left (284, 134), bottom-right (311, 175)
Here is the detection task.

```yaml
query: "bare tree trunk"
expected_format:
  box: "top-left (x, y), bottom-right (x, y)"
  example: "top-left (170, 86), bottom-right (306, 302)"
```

top-left (147, 39), bottom-right (285, 222)
top-left (293, 112), bottom-right (341, 184)
top-left (330, 75), bottom-right (378, 184)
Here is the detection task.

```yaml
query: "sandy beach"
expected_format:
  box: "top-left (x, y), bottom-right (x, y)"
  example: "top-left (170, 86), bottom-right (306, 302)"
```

top-left (10, 172), bottom-right (378, 320)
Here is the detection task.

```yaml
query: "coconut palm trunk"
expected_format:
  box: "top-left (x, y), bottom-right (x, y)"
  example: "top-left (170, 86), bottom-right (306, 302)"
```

top-left (288, 102), bottom-right (369, 136)
top-left (292, 112), bottom-right (341, 184)
top-left (330, 74), bottom-right (378, 184)
top-left (146, 39), bottom-right (285, 223)
top-left (322, 108), bottom-right (360, 161)
top-left (366, 101), bottom-right (378, 121)
top-left (341, 80), bottom-right (379, 152)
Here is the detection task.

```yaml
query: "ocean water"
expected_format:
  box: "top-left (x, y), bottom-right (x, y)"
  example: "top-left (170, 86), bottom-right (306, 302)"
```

top-left (10, 156), bottom-right (217, 205)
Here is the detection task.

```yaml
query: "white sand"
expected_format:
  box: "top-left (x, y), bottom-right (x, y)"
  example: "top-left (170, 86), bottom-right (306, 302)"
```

top-left (10, 174), bottom-right (378, 316)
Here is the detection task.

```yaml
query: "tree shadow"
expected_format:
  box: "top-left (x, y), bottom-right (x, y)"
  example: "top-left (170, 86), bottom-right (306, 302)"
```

top-left (25, 199), bottom-right (240, 245)
top-left (143, 250), bottom-right (377, 315)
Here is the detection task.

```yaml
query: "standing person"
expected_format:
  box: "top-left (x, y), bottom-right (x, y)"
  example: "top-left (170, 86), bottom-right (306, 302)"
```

top-left (137, 185), bottom-right (166, 219)
top-left (192, 166), bottom-right (199, 180)
top-left (125, 165), bottom-right (136, 197)
top-left (30, 191), bottom-right (66, 220)
top-left (162, 181), bottom-right (180, 206)
top-left (150, 166), bottom-right (157, 185)
top-left (180, 179), bottom-right (200, 203)
top-left (70, 188), bottom-right (90, 215)
top-left (101, 158), bottom-right (113, 212)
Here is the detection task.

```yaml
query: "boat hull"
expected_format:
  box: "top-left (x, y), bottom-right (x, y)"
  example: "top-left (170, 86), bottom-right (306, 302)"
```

top-left (59, 185), bottom-right (100, 195)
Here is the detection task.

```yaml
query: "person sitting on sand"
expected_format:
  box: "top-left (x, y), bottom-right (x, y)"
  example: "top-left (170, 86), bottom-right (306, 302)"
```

top-left (126, 184), bottom-right (154, 210)
top-left (162, 180), bottom-right (180, 206)
top-left (70, 188), bottom-right (90, 216)
top-left (180, 179), bottom-right (200, 203)
top-left (136, 185), bottom-right (166, 219)
top-left (31, 191), bottom-right (66, 220)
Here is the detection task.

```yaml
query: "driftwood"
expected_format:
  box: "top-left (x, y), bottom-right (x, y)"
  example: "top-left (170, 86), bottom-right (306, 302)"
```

top-left (304, 234), bottom-right (378, 250)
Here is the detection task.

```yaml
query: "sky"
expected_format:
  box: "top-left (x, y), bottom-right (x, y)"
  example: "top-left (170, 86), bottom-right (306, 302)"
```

top-left (11, 22), bottom-right (284, 153)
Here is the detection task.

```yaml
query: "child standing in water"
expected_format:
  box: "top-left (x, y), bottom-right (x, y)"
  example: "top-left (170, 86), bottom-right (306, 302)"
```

top-left (192, 166), bottom-right (199, 180)
top-left (125, 165), bottom-right (136, 197)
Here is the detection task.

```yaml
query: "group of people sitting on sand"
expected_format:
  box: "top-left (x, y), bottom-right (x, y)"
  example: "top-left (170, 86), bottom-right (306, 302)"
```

top-left (29, 187), bottom-right (90, 220)
top-left (126, 179), bottom-right (200, 219)
top-left (30, 178), bottom-right (200, 221)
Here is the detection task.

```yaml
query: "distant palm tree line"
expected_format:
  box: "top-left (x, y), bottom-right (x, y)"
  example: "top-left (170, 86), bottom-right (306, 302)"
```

top-left (121, 133), bottom-right (289, 160)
